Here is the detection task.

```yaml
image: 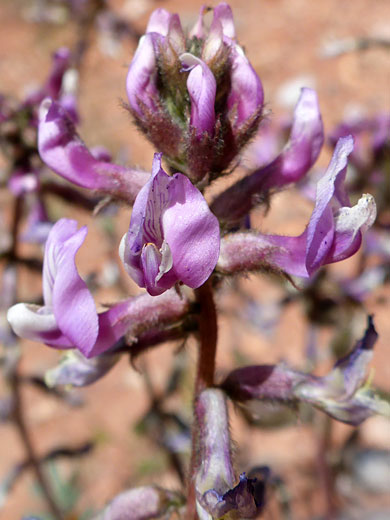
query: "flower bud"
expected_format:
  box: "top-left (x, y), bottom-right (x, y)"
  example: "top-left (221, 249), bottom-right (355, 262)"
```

top-left (125, 3), bottom-right (264, 183)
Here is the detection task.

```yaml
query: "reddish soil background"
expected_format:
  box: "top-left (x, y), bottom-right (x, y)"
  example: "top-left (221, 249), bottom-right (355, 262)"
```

top-left (0, 0), bottom-right (389, 519)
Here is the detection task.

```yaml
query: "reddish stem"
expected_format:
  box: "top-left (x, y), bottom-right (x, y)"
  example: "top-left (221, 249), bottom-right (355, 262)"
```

top-left (186, 279), bottom-right (218, 519)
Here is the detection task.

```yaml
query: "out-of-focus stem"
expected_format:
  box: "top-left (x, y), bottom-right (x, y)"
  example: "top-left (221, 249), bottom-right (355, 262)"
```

top-left (10, 367), bottom-right (64, 520)
top-left (186, 279), bottom-right (218, 519)
top-left (316, 413), bottom-right (337, 520)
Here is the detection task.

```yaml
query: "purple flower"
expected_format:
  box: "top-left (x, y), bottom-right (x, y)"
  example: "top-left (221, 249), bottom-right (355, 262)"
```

top-left (7, 219), bottom-right (190, 357)
top-left (222, 317), bottom-right (389, 426)
top-left (124, 4), bottom-right (264, 181)
top-left (120, 154), bottom-right (220, 296)
top-left (38, 99), bottom-right (150, 203)
top-left (212, 88), bottom-right (323, 222)
top-left (218, 136), bottom-right (376, 277)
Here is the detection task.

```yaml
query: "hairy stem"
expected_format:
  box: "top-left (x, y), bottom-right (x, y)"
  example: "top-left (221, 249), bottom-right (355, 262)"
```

top-left (186, 279), bottom-right (218, 519)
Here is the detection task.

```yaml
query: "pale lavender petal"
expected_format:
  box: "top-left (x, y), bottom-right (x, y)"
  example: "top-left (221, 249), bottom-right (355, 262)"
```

top-left (212, 88), bottom-right (323, 222)
top-left (227, 44), bottom-right (263, 127)
top-left (146, 8), bottom-right (172, 35)
top-left (180, 53), bottom-right (216, 137)
top-left (324, 193), bottom-right (376, 264)
top-left (47, 219), bottom-right (99, 355)
top-left (162, 173), bottom-right (220, 288)
top-left (213, 2), bottom-right (235, 39)
top-left (38, 99), bottom-right (149, 202)
top-left (126, 34), bottom-right (158, 117)
top-left (45, 350), bottom-right (119, 387)
top-left (95, 486), bottom-right (183, 520)
top-left (189, 5), bottom-right (207, 39)
top-left (121, 154), bottom-right (220, 294)
top-left (42, 218), bottom-right (81, 306)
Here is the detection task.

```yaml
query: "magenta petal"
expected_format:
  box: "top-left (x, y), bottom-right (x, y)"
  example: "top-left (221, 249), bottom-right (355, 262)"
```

top-left (305, 135), bottom-right (353, 274)
top-left (48, 220), bottom-right (99, 356)
top-left (121, 154), bottom-right (220, 294)
top-left (227, 44), bottom-right (263, 127)
top-left (163, 173), bottom-right (220, 288)
top-left (38, 99), bottom-right (149, 201)
top-left (180, 53), bottom-right (216, 137)
top-left (211, 88), bottom-right (323, 222)
top-left (126, 34), bottom-right (158, 117)
top-left (212, 2), bottom-right (235, 39)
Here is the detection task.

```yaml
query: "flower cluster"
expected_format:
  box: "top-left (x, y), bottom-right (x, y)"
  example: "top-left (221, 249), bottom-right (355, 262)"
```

top-left (4, 3), bottom-right (388, 520)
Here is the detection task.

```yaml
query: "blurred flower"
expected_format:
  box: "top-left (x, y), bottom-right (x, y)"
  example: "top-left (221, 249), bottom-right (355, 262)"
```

top-left (222, 317), bottom-right (390, 426)
top-left (120, 153), bottom-right (220, 296)
top-left (45, 349), bottom-right (119, 387)
top-left (93, 485), bottom-right (184, 520)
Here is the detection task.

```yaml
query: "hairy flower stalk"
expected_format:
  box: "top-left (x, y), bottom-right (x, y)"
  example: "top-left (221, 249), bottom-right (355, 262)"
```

top-left (194, 389), bottom-right (266, 519)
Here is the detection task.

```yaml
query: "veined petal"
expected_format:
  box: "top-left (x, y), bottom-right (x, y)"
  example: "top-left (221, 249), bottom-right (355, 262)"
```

top-left (121, 154), bottom-right (220, 294)
top-left (38, 99), bottom-right (149, 202)
top-left (162, 173), bottom-right (220, 288)
top-left (180, 53), bottom-right (216, 137)
top-left (119, 153), bottom-right (169, 288)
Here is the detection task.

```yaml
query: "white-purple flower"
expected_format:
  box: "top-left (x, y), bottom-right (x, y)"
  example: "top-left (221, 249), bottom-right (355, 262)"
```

top-left (7, 219), bottom-right (189, 357)
top-left (120, 154), bottom-right (220, 296)
top-left (218, 136), bottom-right (376, 277)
